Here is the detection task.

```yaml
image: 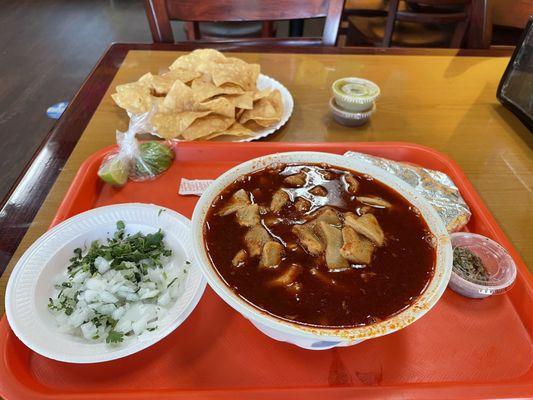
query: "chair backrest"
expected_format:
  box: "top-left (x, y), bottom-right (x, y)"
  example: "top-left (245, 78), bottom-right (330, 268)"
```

top-left (383, 0), bottom-right (474, 48)
top-left (145, 0), bottom-right (346, 46)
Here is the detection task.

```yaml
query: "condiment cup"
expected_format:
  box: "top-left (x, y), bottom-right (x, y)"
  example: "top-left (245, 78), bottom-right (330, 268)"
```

top-left (332, 77), bottom-right (380, 112)
top-left (329, 97), bottom-right (375, 127)
top-left (449, 232), bottom-right (517, 299)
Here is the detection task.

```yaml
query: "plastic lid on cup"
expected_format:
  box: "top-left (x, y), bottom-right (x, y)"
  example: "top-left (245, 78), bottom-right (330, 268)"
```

top-left (332, 77), bottom-right (380, 112)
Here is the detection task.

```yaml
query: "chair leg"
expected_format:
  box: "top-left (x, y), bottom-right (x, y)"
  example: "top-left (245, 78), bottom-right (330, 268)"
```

top-left (383, 0), bottom-right (400, 47)
top-left (451, 19), bottom-right (469, 48)
top-left (185, 21), bottom-right (201, 40)
top-left (346, 23), bottom-right (371, 46)
top-left (145, 0), bottom-right (174, 43)
top-left (261, 21), bottom-right (275, 37)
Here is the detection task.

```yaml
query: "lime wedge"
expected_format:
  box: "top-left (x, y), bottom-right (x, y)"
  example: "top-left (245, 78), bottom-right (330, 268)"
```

top-left (98, 157), bottom-right (129, 186)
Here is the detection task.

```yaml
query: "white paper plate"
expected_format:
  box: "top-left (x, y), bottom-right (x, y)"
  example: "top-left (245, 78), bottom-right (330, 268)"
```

top-left (218, 74), bottom-right (294, 142)
top-left (5, 203), bottom-right (206, 363)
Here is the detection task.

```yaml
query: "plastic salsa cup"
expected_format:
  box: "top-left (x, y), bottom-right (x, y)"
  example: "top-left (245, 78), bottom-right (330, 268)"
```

top-left (448, 232), bottom-right (517, 299)
top-left (329, 97), bottom-right (375, 127)
top-left (332, 77), bottom-right (380, 112)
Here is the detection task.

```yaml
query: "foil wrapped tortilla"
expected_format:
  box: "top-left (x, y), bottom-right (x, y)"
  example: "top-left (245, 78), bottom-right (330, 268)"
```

top-left (344, 151), bottom-right (471, 232)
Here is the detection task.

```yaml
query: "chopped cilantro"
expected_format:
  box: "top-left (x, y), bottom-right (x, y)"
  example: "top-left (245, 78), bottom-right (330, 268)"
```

top-left (106, 330), bottom-right (124, 344)
top-left (49, 220), bottom-right (175, 344)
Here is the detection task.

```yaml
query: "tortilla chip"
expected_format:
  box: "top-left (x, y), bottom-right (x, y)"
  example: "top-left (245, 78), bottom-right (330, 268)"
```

top-left (170, 49), bottom-right (227, 69)
top-left (112, 82), bottom-right (154, 115)
top-left (226, 92), bottom-right (254, 110)
top-left (137, 72), bottom-right (174, 96)
top-left (236, 108), bottom-right (245, 119)
top-left (243, 120), bottom-right (269, 132)
top-left (191, 78), bottom-right (244, 102)
top-left (198, 97), bottom-right (235, 119)
top-left (169, 49), bottom-right (227, 81)
top-left (204, 122), bottom-right (253, 140)
top-left (163, 68), bottom-right (201, 84)
top-left (212, 61), bottom-right (260, 90)
top-left (181, 115), bottom-right (234, 141)
top-left (240, 89), bottom-right (282, 126)
top-left (252, 117), bottom-right (280, 128)
top-left (253, 88), bottom-right (274, 101)
top-left (266, 90), bottom-right (283, 117)
top-left (224, 56), bottom-right (248, 64)
top-left (137, 72), bottom-right (155, 86)
top-left (151, 111), bottom-right (211, 139)
top-left (161, 79), bottom-right (195, 113)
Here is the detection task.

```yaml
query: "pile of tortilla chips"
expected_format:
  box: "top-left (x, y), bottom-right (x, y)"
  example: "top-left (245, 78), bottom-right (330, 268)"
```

top-left (111, 49), bottom-right (284, 141)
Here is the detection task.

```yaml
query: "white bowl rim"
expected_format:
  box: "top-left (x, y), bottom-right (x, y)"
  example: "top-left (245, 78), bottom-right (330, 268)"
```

top-left (191, 151), bottom-right (452, 343)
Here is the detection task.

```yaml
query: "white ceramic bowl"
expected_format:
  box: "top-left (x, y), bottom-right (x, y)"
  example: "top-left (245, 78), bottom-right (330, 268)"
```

top-left (192, 152), bottom-right (452, 350)
top-left (5, 203), bottom-right (206, 363)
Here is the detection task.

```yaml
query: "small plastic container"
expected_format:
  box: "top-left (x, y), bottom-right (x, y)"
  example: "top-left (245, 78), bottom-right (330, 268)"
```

top-left (329, 97), bottom-right (375, 127)
top-left (332, 77), bottom-right (380, 112)
top-left (449, 232), bottom-right (517, 299)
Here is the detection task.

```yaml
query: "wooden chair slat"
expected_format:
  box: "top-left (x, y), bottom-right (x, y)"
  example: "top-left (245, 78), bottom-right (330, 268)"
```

top-left (344, 0), bottom-right (486, 48)
top-left (145, 0), bottom-right (345, 46)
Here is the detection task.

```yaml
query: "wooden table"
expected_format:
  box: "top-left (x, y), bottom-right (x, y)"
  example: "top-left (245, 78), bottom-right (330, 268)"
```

top-left (0, 44), bottom-right (531, 313)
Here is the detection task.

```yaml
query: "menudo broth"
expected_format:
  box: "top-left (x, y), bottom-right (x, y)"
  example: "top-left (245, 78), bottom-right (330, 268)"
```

top-left (204, 163), bottom-right (435, 328)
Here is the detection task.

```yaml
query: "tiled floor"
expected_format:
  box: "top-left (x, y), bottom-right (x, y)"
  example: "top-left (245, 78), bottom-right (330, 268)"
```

top-left (0, 1), bottom-right (329, 279)
top-left (0, 0), bottom-right (153, 203)
top-left (0, 0), bottom-right (324, 205)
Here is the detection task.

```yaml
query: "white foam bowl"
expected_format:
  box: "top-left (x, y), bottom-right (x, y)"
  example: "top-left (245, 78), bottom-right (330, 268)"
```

top-left (192, 152), bottom-right (452, 350)
top-left (5, 203), bottom-right (206, 363)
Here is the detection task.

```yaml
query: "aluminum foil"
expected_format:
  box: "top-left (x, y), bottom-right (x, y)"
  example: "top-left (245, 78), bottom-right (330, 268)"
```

top-left (343, 151), bottom-right (471, 232)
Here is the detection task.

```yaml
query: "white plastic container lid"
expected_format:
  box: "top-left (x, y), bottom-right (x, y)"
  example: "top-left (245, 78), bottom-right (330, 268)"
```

top-left (331, 77), bottom-right (380, 112)
top-left (448, 232), bottom-right (517, 299)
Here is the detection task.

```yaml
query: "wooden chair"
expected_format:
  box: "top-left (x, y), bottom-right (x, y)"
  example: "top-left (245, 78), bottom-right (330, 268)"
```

top-left (186, 21), bottom-right (276, 42)
top-left (344, 0), bottom-right (478, 48)
top-left (145, 0), bottom-right (346, 46)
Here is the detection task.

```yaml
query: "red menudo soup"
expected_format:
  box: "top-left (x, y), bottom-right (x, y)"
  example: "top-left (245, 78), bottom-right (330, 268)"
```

top-left (204, 163), bottom-right (435, 328)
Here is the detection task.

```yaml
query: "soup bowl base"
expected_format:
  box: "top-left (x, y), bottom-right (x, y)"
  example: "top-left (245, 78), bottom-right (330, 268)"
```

top-left (250, 320), bottom-right (365, 350)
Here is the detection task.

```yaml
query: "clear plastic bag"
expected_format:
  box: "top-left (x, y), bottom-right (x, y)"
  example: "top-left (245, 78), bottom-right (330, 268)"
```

top-left (98, 109), bottom-right (175, 187)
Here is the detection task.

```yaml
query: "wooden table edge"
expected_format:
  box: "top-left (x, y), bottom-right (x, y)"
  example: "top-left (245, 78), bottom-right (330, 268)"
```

top-left (0, 42), bottom-right (514, 277)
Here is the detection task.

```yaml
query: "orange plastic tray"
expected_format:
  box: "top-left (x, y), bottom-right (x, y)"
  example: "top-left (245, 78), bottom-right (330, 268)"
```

top-left (1, 142), bottom-right (531, 399)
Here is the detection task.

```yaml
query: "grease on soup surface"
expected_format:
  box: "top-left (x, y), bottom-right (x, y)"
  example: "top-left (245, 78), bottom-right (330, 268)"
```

top-left (204, 163), bottom-right (435, 328)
